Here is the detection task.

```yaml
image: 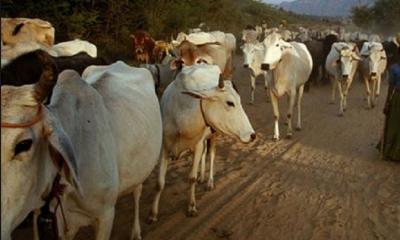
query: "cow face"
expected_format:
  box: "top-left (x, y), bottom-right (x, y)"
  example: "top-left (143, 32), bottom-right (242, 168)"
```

top-left (367, 46), bottom-right (386, 79)
top-left (261, 33), bottom-right (291, 71)
top-left (336, 47), bottom-right (360, 80)
top-left (1, 86), bottom-right (52, 239)
top-left (241, 43), bottom-right (263, 68)
top-left (182, 81), bottom-right (256, 143)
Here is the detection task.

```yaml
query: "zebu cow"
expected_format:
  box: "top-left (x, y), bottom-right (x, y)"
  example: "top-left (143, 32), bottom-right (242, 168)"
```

top-left (359, 42), bottom-right (387, 108)
top-left (241, 42), bottom-right (269, 103)
top-left (260, 33), bottom-right (313, 140)
top-left (1, 53), bottom-right (162, 240)
top-left (325, 42), bottom-right (361, 115)
top-left (1, 18), bottom-right (55, 47)
top-left (148, 64), bottom-right (255, 221)
top-left (130, 31), bottom-right (155, 64)
top-left (52, 39), bottom-right (97, 58)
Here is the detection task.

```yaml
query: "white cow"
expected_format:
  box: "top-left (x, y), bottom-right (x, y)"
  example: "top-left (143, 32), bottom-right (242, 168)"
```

top-left (260, 33), bottom-right (313, 140)
top-left (359, 42), bottom-right (387, 108)
top-left (148, 64), bottom-right (255, 221)
top-left (1, 55), bottom-right (162, 240)
top-left (52, 39), bottom-right (97, 58)
top-left (325, 42), bottom-right (361, 115)
top-left (241, 42), bottom-right (269, 104)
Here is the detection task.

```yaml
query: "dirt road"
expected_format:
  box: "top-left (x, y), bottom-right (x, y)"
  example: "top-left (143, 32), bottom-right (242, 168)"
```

top-left (13, 56), bottom-right (400, 240)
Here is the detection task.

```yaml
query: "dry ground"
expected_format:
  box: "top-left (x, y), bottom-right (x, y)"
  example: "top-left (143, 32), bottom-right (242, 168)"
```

top-left (13, 55), bottom-right (400, 240)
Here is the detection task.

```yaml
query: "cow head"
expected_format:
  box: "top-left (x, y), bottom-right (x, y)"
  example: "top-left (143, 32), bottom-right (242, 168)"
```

top-left (241, 43), bottom-right (263, 68)
top-left (261, 33), bottom-right (292, 71)
top-left (362, 43), bottom-right (386, 79)
top-left (1, 51), bottom-right (80, 239)
top-left (334, 44), bottom-right (360, 81)
top-left (182, 76), bottom-right (256, 143)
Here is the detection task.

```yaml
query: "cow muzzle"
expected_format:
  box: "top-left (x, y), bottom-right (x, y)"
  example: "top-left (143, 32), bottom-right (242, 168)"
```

top-left (370, 72), bottom-right (377, 78)
top-left (342, 74), bottom-right (348, 80)
top-left (261, 63), bottom-right (270, 71)
top-left (243, 64), bottom-right (249, 68)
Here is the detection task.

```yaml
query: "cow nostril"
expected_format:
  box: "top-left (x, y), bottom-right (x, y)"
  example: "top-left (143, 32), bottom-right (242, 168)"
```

top-left (342, 74), bottom-right (348, 79)
top-left (250, 133), bottom-right (256, 141)
top-left (261, 63), bottom-right (270, 71)
top-left (371, 72), bottom-right (377, 76)
top-left (243, 64), bottom-right (249, 68)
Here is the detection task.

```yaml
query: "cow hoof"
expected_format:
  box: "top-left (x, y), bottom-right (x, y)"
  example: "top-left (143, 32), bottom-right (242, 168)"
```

top-left (286, 134), bottom-right (293, 139)
top-left (248, 101), bottom-right (254, 105)
top-left (207, 181), bottom-right (214, 191)
top-left (187, 208), bottom-right (198, 217)
top-left (272, 136), bottom-right (280, 142)
top-left (338, 113), bottom-right (344, 117)
top-left (295, 127), bottom-right (302, 131)
top-left (146, 214), bottom-right (158, 224)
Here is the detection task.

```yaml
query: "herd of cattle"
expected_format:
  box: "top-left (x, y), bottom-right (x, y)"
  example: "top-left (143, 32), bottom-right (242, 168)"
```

top-left (1, 17), bottom-right (399, 240)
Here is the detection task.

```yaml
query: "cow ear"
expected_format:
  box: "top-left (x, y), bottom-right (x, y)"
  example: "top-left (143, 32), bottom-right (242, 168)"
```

top-left (352, 45), bottom-right (358, 52)
top-left (352, 54), bottom-right (361, 61)
top-left (45, 114), bottom-right (82, 195)
top-left (181, 91), bottom-right (207, 99)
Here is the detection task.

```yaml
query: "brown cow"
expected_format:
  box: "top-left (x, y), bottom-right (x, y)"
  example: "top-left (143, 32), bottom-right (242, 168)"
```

top-left (130, 31), bottom-right (155, 64)
top-left (1, 18), bottom-right (55, 47)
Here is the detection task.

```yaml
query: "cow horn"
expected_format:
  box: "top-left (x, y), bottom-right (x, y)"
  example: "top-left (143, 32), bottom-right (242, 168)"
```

top-left (218, 74), bottom-right (224, 89)
top-left (34, 51), bottom-right (57, 103)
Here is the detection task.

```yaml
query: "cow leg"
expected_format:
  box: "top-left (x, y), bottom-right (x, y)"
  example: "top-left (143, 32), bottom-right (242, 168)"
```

top-left (188, 140), bottom-right (205, 217)
top-left (270, 91), bottom-right (280, 141)
top-left (337, 81), bottom-right (344, 116)
top-left (296, 85), bottom-right (304, 131)
top-left (33, 209), bottom-right (40, 240)
top-left (131, 184), bottom-right (143, 240)
top-left (264, 73), bottom-right (270, 103)
top-left (371, 79), bottom-right (377, 108)
top-left (207, 136), bottom-right (217, 191)
top-left (330, 77), bottom-right (337, 104)
top-left (364, 78), bottom-right (372, 109)
top-left (376, 74), bottom-right (381, 96)
top-left (250, 75), bottom-right (256, 104)
top-left (148, 149), bottom-right (169, 223)
top-left (286, 89), bottom-right (297, 138)
top-left (199, 141), bottom-right (207, 184)
top-left (95, 208), bottom-right (115, 240)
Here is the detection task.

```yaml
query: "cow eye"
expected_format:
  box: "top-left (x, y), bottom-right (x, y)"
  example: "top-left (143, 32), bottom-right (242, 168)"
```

top-left (226, 101), bottom-right (235, 107)
top-left (276, 44), bottom-right (279, 47)
top-left (14, 139), bottom-right (33, 156)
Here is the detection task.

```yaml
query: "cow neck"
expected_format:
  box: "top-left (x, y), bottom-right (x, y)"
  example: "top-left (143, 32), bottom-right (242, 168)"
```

top-left (199, 99), bottom-right (216, 133)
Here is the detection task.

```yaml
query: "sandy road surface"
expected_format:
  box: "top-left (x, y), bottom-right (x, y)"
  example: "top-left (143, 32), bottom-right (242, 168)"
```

top-left (13, 56), bottom-right (400, 240)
